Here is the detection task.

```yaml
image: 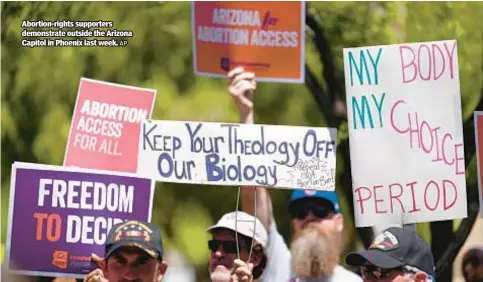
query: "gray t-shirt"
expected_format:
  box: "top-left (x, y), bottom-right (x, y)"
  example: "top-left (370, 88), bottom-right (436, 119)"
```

top-left (258, 217), bottom-right (362, 282)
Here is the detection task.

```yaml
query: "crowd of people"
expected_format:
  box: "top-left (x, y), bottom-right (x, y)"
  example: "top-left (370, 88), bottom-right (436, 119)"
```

top-left (4, 68), bottom-right (483, 282)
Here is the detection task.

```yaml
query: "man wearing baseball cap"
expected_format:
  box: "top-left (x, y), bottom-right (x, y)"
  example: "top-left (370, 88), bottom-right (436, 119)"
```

top-left (83, 220), bottom-right (168, 282)
top-left (345, 227), bottom-right (436, 282)
top-left (207, 211), bottom-right (269, 282)
top-left (228, 67), bottom-right (361, 281)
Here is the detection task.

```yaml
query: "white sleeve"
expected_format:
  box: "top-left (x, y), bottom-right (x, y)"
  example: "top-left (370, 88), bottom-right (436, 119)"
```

top-left (257, 215), bottom-right (292, 282)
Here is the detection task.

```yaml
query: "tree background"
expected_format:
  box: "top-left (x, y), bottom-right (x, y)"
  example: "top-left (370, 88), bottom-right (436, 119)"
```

top-left (1, 2), bottom-right (482, 282)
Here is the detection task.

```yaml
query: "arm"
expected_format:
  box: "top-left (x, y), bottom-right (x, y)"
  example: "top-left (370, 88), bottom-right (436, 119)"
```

top-left (227, 67), bottom-right (271, 230)
top-left (228, 68), bottom-right (292, 282)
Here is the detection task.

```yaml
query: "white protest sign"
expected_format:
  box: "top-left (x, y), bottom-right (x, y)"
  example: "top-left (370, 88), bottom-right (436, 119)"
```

top-left (343, 39), bottom-right (467, 227)
top-left (137, 120), bottom-right (337, 190)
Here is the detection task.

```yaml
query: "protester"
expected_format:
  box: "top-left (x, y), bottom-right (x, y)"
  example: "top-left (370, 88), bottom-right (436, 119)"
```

top-left (83, 220), bottom-right (168, 282)
top-left (461, 247), bottom-right (483, 282)
top-left (207, 211), bottom-right (269, 282)
top-left (345, 227), bottom-right (436, 282)
top-left (228, 67), bottom-right (362, 282)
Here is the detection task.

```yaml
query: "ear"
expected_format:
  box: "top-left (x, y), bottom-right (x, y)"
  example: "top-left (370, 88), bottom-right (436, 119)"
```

top-left (334, 213), bottom-right (344, 233)
top-left (157, 260), bottom-right (168, 282)
top-left (249, 252), bottom-right (263, 267)
top-left (414, 271), bottom-right (427, 282)
top-left (100, 259), bottom-right (108, 278)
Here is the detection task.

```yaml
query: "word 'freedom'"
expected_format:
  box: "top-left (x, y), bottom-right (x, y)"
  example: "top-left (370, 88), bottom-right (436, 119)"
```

top-left (142, 123), bottom-right (335, 186)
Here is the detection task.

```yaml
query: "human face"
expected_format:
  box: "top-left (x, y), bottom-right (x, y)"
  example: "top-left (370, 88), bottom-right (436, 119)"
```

top-left (361, 264), bottom-right (428, 282)
top-left (289, 199), bottom-right (343, 235)
top-left (208, 229), bottom-right (261, 282)
top-left (103, 247), bottom-right (167, 282)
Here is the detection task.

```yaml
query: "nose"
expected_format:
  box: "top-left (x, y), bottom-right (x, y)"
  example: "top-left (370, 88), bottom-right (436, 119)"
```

top-left (214, 245), bottom-right (225, 257)
top-left (304, 210), bottom-right (318, 221)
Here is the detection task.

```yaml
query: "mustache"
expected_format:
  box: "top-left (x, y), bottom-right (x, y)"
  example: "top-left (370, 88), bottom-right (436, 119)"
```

top-left (120, 279), bottom-right (142, 282)
top-left (211, 257), bottom-right (232, 268)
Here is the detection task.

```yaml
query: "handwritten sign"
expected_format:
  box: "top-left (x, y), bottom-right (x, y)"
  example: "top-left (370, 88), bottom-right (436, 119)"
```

top-left (474, 112), bottom-right (483, 217)
top-left (192, 1), bottom-right (305, 83)
top-left (137, 120), bottom-right (337, 190)
top-left (64, 78), bottom-right (156, 173)
top-left (4, 162), bottom-right (154, 278)
top-left (343, 40), bottom-right (467, 227)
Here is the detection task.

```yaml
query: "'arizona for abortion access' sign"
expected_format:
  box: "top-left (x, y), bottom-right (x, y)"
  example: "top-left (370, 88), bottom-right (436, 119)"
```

top-left (137, 120), bottom-right (338, 190)
top-left (343, 40), bottom-right (467, 227)
top-left (4, 162), bottom-right (154, 278)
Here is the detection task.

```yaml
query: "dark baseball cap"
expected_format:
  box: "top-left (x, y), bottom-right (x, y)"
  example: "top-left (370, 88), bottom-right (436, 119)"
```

top-left (346, 227), bottom-right (435, 276)
top-left (105, 220), bottom-right (163, 261)
top-left (288, 189), bottom-right (340, 213)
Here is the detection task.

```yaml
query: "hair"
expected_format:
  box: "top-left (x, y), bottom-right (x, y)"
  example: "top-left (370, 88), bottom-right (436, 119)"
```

top-left (462, 247), bottom-right (483, 276)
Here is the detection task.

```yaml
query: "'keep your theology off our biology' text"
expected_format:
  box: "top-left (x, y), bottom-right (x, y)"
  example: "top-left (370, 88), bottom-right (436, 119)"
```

top-left (141, 122), bottom-right (336, 187)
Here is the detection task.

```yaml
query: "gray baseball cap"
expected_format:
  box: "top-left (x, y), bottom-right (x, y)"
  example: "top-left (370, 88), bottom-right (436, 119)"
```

top-left (206, 211), bottom-right (268, 248)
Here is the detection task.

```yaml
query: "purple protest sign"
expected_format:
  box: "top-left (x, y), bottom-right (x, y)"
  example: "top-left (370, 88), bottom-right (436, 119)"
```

top-left (5, 162), bottom-right (155, 278)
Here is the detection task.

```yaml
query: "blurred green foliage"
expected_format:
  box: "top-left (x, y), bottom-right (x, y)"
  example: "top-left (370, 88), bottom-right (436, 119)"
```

top-left (1, 2), bottom-right (482, 281)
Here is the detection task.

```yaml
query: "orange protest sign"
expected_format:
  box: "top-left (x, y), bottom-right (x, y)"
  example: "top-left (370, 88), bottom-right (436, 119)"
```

top-left (192, 1), bottom-right (306, 83)
top-left (474, 112), bottom-right (483, 217)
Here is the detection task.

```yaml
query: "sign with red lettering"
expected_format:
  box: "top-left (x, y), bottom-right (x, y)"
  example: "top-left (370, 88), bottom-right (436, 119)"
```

top-left (64, 78), bottom-right (156, 173)
top-left (474, 112), bottom-right (483, 217)
top-left (343, 40), bottom-right (467, 227)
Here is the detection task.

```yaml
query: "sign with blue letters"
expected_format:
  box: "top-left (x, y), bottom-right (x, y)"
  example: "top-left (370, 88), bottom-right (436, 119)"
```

top-left (137, 120), bottom-right (337, 190)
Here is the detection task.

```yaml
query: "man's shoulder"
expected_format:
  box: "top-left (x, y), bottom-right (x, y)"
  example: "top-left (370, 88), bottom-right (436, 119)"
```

top-left (331, 265), bottom-right (362, 281)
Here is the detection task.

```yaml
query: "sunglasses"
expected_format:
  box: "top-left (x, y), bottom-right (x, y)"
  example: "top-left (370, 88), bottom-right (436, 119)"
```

top-left (289, 203), bottom-right (333, 220)
top-left (208, 239), bottom-right (249, 254)
top-left (361, 265), bottom-right (417, 280)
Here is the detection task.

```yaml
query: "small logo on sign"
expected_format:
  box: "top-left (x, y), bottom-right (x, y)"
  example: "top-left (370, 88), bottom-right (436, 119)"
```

top-left (304, 190), bottom-right (316, 196)
top-left (52, 250), bottom-right (68, 269)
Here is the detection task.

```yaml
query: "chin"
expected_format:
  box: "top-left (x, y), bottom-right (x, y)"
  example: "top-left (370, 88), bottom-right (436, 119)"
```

top-left (210, 269), bottom-right (232, 282)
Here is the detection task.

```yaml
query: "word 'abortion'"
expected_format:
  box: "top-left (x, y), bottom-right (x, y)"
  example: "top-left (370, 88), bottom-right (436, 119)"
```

top-left (197, 9), bottom-right (298, 48)
top-left (76, 100), bottom-right (148, 138)
top-left (142, 122), bottom-right (335, 185)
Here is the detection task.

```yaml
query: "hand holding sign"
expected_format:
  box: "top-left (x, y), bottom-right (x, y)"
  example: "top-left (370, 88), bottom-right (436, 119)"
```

top-left (231, 259), bottom-right (254, 282)
top-left (228, 67), bottom-right (256, 120)
top-left (83, 254), bottom-right (106, 282)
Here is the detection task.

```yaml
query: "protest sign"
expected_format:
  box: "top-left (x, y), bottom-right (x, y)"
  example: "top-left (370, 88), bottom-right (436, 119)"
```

top-left (64, 78), bottom-right (156, 173)
top-left (343, 39), bottom-right (467, 227)
top-left (192, 1), bottom-right (305, 83)
top-left (5, 162), bottom-right (154, 278)
top-left (474, 111), bottom-right (483, 217)
top-left (137, 120), bottom-right (337, 190)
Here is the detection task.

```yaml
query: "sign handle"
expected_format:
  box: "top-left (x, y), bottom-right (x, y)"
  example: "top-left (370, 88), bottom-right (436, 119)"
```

top-left (234, 186), bottom-right (258, 263)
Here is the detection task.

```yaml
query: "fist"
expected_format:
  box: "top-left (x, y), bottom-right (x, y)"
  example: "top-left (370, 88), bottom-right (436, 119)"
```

top-left (227, 67), bottom-right (257, 117)
top-left (83, 254), bottom-right (107, 282)
top-left (231, 259), bottom-right (254, 282)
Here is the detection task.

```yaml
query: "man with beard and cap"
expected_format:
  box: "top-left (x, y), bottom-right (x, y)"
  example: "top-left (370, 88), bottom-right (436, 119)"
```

top-left (345, 227), bottom-right (436, 282)
top-left (462, 247), bottom-right (483, 282)
top-left (227, 67), bottom-right (362, 282)
top-left (207, 211), bottom-right (269, 282)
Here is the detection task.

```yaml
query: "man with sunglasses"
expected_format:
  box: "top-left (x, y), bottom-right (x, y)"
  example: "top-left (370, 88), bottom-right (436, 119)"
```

top-left (227, 67), bottom-right (361, 282)
top-left (207, 211), bottom-right (269, 282)
top-left (345, 227), bottom-right (436, 282)
top-left (83, 220), bottom-right (168, 282)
